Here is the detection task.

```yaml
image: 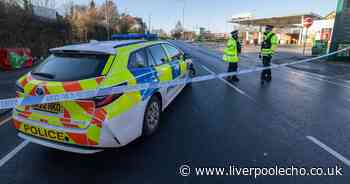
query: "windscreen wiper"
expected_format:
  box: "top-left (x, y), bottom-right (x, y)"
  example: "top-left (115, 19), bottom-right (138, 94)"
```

top-left (31, 72), bottom-right (55, 79)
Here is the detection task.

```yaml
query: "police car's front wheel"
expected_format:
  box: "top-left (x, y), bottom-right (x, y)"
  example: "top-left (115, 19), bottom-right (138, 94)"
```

top-left (142, 95), bottom-right (161, 137)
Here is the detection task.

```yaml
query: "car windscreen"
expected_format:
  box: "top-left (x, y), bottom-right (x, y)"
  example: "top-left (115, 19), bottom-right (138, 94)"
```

top-left (32, 53), bottom-right (108, 81)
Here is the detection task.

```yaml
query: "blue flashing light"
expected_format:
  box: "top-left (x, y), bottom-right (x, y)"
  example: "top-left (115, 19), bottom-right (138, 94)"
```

top-left (111, 33), bottom-right (158, 40)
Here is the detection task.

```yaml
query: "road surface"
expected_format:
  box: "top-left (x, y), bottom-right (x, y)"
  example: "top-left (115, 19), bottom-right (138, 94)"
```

top-left (0, 41), bottom-right (350, 183)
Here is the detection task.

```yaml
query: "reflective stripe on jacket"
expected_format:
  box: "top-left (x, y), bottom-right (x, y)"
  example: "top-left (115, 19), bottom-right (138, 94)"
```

top-left (261, 32), bottom-right (278, 56)
top-left (223, 37), bottom-right (239, 63)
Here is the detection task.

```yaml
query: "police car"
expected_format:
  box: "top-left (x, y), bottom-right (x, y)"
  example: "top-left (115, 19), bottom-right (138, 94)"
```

top-left (13, 36), bottom-right (193, 154)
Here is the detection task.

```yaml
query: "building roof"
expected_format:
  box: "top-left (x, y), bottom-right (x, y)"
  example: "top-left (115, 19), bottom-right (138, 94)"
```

top-left (229, 12), bottom-right (322, 27)
top-left (324, 11), bottom-right (336, 20)
top-left (50, 40), bottom-right (146, 55)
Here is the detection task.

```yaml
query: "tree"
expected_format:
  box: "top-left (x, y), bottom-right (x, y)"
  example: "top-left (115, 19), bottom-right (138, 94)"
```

top-left (89, 0), bottom-right (96, 9)
top-left (61, 0), bottom-right (74, 17)
top-left (0, 0), bottom-right (69, 56)
top-left (98, 0), bottom-right (119, 39)
top-left (118, 14), bottom-right (133, 34)
top-left (69, 5), bottom-right (88, 41)
top-left (86, 0), bottom-right (98, 39)
top-left (133, 17), bottom-right (147, 33)
top-left (22, 0), bottom-right (32, 10)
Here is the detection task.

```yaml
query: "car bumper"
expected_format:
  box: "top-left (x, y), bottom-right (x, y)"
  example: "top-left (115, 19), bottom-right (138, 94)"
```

top-left (18, 133), bottom-right (103, 154)
top-left (12, 115), bottom-right (121, 151)
top-left (12, 96), bottom-right (148, 153)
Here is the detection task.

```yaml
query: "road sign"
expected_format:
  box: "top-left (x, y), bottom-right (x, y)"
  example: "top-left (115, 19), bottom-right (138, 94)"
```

top-left (302, 17), bottom-right (314, 55)
top-left (303, 17), bottom-right (314, 28)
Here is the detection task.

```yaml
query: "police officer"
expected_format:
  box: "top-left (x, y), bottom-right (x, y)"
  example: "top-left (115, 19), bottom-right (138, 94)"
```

top-left (223, 30), bottom-right (241, 82)
top-left (260, 25), bottom-right (278, 84)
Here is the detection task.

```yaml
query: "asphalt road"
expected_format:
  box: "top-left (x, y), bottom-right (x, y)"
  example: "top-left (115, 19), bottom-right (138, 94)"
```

top-left (1, 41), bottom-right (350, 183)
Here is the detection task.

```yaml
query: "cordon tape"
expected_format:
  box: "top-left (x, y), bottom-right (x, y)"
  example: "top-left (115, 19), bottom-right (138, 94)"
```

top-left (0, 47), bottom-right (349, 110)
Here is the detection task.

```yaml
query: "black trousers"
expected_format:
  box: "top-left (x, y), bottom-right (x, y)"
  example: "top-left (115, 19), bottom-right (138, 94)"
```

top-left (228, 62), bottom-right (238, 78)
top-left (261, 56), bottom-right (272, 80)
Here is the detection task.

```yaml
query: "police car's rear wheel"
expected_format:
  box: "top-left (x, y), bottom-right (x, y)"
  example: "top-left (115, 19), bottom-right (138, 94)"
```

top-left (142, 96), bottom-right (161, 136)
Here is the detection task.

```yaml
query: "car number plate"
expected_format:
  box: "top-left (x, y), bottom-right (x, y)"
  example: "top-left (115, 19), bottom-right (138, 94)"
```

top-left (33, 103), bottom-right (63, 114)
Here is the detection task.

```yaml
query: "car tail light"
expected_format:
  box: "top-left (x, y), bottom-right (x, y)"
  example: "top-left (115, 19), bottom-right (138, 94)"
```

top-left (88, 82), bottom-right (127, 108)
top-left (15, 81), bottom-right (24, 93)
top-left (92, 93), bottom-right (123, 108)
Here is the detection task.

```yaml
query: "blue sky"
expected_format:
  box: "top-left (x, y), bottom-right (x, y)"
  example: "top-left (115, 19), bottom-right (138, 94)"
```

top-left (60, 0), bottom-right (337, 33)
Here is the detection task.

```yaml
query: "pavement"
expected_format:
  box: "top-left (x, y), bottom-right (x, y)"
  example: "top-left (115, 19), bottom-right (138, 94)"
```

top-left (1, 41), bottom-right (350, 183)
top-left (0, 67), bottom-right (32, 115)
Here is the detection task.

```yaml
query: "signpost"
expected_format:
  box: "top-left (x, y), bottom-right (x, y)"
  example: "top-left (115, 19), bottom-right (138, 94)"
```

top-left (303, 17), bottom-right (314, 56)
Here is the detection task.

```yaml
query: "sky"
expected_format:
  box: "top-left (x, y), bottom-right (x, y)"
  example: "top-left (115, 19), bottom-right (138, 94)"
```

top-left (57, 0), bottom-right (337, 33)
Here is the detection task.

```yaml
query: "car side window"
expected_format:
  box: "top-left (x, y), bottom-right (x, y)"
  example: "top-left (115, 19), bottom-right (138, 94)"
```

top-left (129, 49), bottom-right (148, 68)
top-left (145, 48), bottom-right (157, 66)
top-left (148, 44), bottom-right (168, 66)
top-left (162, 44), bottom-right (181, 60)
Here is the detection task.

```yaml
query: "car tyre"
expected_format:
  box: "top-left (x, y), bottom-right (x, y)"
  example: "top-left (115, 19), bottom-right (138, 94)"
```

top-left (142, 95), bottom-right (161, 137)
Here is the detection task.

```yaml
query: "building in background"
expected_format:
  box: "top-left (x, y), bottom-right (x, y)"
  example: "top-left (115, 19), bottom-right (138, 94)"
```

top-left (212, 33), bottom-right (229, 40)
top-left (183, 31), bottom-right (196, 41)
top-left (199, 27), bottom-right (206, 35)
top-left (228, 12), bottom-right (336, 46)
top-left (308, 14), bottom-right (335, 44)
top-left (325, 11), bottom-right (336, 20)
top-left (152, 29), bottom-right (168, 38)
top-left (330, 0), bottom-right (350, 60)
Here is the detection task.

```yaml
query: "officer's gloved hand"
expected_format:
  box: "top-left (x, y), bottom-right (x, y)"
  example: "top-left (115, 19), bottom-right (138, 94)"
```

top-left (258, 54), bottom-right (262, 58)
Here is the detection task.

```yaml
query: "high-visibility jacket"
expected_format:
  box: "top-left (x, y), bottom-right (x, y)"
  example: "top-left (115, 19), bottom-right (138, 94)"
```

top-left (261, 32), bottom-right (278, 56)
top-left (223, 37), bottom-right (240, 63)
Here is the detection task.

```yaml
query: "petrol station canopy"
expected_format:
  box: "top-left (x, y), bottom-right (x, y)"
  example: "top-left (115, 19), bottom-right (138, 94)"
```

top-left (229, 12), bottom-right (323, 28)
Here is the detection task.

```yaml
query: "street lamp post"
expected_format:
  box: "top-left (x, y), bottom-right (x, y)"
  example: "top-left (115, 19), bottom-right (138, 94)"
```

top-left (148, 14), bottom-right (152, 34)
top-left (182, 2), bottom-right (185, 29)
top-left (181, 0), bottom-right (186, 39)
top-left (105, 0), bottom-right (110, 40)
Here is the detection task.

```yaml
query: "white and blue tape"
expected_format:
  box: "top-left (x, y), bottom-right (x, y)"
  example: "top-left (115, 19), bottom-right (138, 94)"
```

top-left (0, 47), bottom-right (349, 110)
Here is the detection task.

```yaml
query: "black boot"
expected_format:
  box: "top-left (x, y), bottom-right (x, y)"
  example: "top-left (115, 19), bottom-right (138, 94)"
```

top-left (266, 75), bottom-right (272, 82)
top-left (232, 76), bottom-right (240, 82)
top-left (261, 79), bottom-right (265, 85)
top-left (261, 75), bottom-right (267, 85)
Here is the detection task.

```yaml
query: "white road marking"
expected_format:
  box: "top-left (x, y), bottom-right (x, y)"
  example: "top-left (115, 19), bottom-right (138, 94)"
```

top-left (303, 69), bottom-right (350, 84)
top-left (263, 60), bottom-right (350, 89)
top-left (0, 140), bottom-right (29, 168)
top-left (287, 69), bottom-right (350, 89)
top-left (199, 64), bottom-right (256, 102)
top-left (0, 117), bottom-right (11, 127)
top-left (307, 136), bottom-right (350, 167)
top-left (236, 50), bottom-right (350, 88)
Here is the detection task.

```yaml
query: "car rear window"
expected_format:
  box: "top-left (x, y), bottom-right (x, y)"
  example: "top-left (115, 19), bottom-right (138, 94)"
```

top-left (33, 53), bottom-right (108, 81)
